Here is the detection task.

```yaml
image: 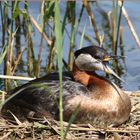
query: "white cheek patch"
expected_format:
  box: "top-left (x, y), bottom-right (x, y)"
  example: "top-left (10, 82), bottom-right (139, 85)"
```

top-left (75, 54), bottom-right (105, 71)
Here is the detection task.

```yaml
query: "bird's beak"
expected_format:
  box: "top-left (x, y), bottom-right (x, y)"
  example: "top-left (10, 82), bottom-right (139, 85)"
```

top-left (102, 56), bottom-right (125, 82)
top-left (103, 55), bottom-right (126, 62)
top-left (103, 64), bottom-right (125, 82)
top-left (103, 56), bottom-right (113, 62)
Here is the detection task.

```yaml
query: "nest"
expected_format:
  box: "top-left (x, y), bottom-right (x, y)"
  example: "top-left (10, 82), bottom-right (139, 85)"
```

top-left (0, 92), bottom-right (140, 140)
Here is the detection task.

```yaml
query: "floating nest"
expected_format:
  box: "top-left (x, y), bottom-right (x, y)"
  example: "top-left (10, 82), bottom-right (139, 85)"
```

top-left (0, 91), bottom-right (140, 140)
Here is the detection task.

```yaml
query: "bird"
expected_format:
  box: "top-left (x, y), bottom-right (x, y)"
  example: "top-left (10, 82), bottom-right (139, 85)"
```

top-left (1, 46), bottom-right (131, 126)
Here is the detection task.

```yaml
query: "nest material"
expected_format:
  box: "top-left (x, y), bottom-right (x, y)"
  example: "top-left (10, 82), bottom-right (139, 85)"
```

top-left (0, 92), bottom-right (140, 140)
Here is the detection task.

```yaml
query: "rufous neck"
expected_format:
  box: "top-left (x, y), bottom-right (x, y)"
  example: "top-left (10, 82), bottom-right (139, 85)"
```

top-left (72, 61), bottom-right (109, 88)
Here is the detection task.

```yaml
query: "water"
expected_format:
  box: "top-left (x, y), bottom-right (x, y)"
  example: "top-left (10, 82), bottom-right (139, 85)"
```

top-left (0, 1), bottom-right (140, 91)
top-left (95, 1), bottom-right (140, 91)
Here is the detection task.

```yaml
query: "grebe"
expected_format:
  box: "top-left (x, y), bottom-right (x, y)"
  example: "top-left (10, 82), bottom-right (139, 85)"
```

top-left (1, 46), bottom-right (131, 126)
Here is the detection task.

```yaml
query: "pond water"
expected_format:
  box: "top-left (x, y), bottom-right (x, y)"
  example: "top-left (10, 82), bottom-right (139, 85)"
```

top-left (0, 1), bottom-right (140, 91)
top-left (100, 1), bottom-right (140, 91)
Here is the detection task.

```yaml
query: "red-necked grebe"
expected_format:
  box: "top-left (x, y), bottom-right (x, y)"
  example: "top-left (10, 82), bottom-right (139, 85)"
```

top-left (1, 46), bottom-right (131, 126)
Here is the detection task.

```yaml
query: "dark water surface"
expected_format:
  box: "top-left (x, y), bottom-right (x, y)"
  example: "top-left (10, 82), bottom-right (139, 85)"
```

top-left (0, 1), bottom-right (140, 91)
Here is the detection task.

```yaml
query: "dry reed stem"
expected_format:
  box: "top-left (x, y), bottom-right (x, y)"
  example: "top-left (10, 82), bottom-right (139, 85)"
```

top-left (0, 131), bottom-right (12, 140)
top-left (67, 127), bottom-right (140, 134)
top-left (0, 90), bottom-right (6, 104)
top-left (29, 14), bottom-right (52, 46)
top-left (0, 75), bottom-right (35, 81)
top-left (118, 1), bottom-right (140, 48)
top-left (52, 119), bottom-right (140, 134)
top-left (83, 0), bottom-right (101, 45)
top-left (11, 47), bottom-right (26, 75)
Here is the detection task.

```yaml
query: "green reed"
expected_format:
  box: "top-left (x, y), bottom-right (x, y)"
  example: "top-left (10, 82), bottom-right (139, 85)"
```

top-left (55, 1), bottom-right (63, 139)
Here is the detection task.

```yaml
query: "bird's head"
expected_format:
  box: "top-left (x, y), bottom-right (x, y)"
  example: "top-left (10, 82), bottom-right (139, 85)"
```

top-left (74, 46), bottom-right (124, 82)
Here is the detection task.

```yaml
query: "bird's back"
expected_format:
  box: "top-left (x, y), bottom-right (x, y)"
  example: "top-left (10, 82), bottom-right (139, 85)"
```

top-left (1, 72), bottom-right (89, 122)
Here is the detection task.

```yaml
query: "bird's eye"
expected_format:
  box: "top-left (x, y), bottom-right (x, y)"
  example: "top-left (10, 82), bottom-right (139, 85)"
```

top-left (94, 55), bottom-right (103, 61)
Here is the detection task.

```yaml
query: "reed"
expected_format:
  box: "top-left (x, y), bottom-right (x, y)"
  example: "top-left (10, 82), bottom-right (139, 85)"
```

top-left (67, 1), bottom-right (76, 71)
top-left (55, 1), bottom-right (63, 139)
top-left (112, 0), bottom-right (117, 53)
top-left (83, 0), bottom-right (101, 45)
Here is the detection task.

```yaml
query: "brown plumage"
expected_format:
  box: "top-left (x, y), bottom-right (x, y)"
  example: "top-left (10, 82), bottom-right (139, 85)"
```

top-left (66, 63), bottom-right (131, 125)
top-left (1, 46), bottom-right (131, 126)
